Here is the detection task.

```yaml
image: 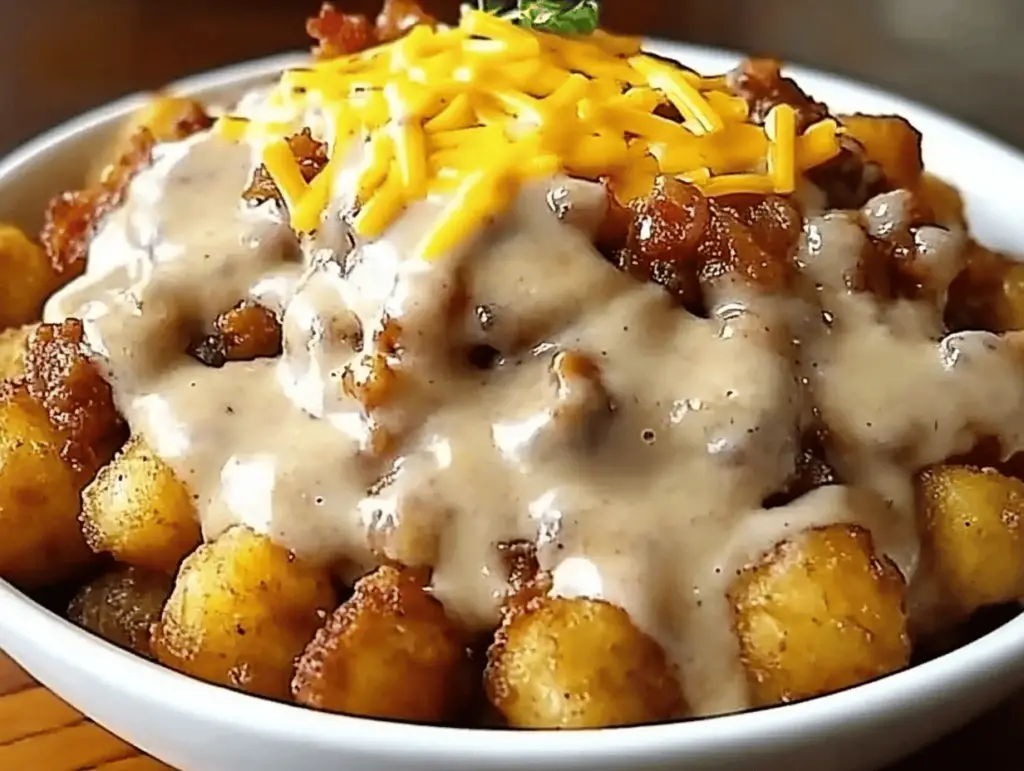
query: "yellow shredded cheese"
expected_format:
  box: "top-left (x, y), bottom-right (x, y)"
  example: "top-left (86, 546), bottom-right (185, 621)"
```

top-left (628, 55), bottom-right (723, 135)
top-left (765, 104), bottom-right (797, 194)
top-left (261, 139), bottom-right (308, 212)
top-left (218, 7), bottom-right (844, 259)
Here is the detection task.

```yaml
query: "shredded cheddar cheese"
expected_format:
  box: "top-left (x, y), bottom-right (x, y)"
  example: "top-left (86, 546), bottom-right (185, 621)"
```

top-left (217, 7), bottom-right (843, 260)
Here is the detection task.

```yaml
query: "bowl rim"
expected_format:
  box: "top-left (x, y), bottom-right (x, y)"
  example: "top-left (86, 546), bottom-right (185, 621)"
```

top-left (2, 40), bottom-right (1024, 763)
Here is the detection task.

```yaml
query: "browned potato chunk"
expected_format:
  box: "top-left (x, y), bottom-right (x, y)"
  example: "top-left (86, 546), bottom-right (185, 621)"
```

top-left (840, 114), bottom-right (923, 191)
top-left (917, 173), bottom-right (964, 227)
top-left (945, 243), bottom-right (1024, 333)
top-left (67, 566), bottom-right (173, 658)
top-left (917, 465), bottom-right (1024, 618)
top-left (152, 525), bottom-right (336, 700)
top-left (0, 325), bottom-right (31, 382)
top-left (0, 225), bottom-right (58, 330)
top-left (88, 96), bottom-right (212, 184)
top-left (729, 524), bottom-right (910, 707)
top-left (485, 596), bottom-right (684, 728)
top-left (292, 566), bottom-right (472, 723)
top-left (24, 320), bottom-right (126, 476)
top-left (81, 436), bottom-right (200, 574)
top-left (0, 384), bottom-right (94, 586)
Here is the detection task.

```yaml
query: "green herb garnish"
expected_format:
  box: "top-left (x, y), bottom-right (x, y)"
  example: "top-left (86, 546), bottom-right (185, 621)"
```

top-left (478, 0), bottom-right (601, 35)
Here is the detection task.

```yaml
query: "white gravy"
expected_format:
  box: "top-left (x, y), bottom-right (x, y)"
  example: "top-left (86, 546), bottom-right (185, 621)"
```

top-left (44, 118), bottom-right (1024, 716)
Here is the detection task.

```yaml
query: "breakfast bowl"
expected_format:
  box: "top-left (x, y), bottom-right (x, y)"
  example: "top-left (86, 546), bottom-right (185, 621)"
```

top-left (2, 5), bottom-right (1024, 770)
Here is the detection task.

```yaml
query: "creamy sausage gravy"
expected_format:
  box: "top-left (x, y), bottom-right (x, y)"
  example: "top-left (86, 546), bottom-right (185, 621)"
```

top-left (44, 89), bottom-right (1024, 716)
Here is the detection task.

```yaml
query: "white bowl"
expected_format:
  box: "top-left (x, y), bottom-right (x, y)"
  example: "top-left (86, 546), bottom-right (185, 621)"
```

top-left (2, 42), bottom-right (1024, 771)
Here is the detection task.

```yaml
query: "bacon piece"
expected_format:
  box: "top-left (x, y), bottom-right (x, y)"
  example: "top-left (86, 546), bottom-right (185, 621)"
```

top-left (307, 3), bottom-right (376, 59)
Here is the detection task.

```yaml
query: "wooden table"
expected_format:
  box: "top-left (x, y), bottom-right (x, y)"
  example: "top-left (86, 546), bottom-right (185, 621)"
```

top-left (2, 0), bottom-right (1023, 768)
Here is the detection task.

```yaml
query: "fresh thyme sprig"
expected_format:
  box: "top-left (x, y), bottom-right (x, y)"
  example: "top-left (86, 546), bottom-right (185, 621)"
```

top-left (478, 0), bottom-right (601, 35)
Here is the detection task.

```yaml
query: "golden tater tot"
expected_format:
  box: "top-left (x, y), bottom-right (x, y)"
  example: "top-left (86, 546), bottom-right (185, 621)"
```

top-left (946, 243), bottom-right (1024, 333)
top-left (88, 96), bottom-right (213, 185)
top-left (916, 173), bottom-right (964, 228)
top-left (67, 566), bottom-right (173, 658)
top-left (839, 114), bottom-right (923, 191)
top-left (81, 436), bottom-right (200, 574)
top-left (24, 320), bottom-right (126, 476)
top-left (916, 465), bottom-right (1024, 618)
top-left (729, 524), bottom-right (910, 707)
top-left (0, 325), bottom-right (31, 382)
top-left (0, 384), bottom-right (94, 587)
top-left (485, 596), bottom-right (684, 728)
top-left (152, 525), bottom-right (336, 700)
top-left (292, 565), bottom-right (472, 723)
top-left (0, 225), bottom-right (58, 331)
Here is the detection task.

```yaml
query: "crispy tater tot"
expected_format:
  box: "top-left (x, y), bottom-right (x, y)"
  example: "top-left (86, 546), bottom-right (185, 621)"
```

top-left (24, 320), bottom-right (125, 472)
top-left (0, 384), bottom-right (95, 587)
top-left (839, 114), bottom-right (924, 191)
top-left (916, 173), bottom-right (964, 228)
top-left (0, 224), bottom-right (58, 330)
top-left (485, 595), bottom-right (684, 728)
top-left (23, 320), bottom-right (126, 476)
top-left (152, 525), bottom-right (336, 700)
top-left (729, 524), bottom-right (910, 707)
top-left (68, 566), bottom-right (173, 658)
top-left (292, 565), bottom-right (472, 722)
top-left (0, 325), bottom-right (32, 382)
top-left (946, 243), bottom-right (1024, 333)
top-left (81, 436), bottom-right (200, 574)
top-left (916, 465), bottom-right (1024, 618)
top-left (88, 96), bottom-right (213, 185)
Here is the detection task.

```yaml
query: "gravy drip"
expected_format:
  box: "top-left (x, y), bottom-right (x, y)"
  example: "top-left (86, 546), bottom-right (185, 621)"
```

top-left (45, 127), bottom-right (1024, 716)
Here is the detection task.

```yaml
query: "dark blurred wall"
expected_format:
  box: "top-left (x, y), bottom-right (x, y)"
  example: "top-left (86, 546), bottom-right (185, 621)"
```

top-left (1, 0), bottom-right (1022, 152)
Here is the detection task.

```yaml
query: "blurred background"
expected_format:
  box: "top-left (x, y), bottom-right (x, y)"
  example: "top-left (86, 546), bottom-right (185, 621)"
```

top-left (2, 0), bottom-right (1023, 154)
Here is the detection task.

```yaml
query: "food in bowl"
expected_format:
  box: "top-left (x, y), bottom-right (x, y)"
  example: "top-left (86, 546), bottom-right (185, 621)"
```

top-left (1, 0), bottom-right (1023, 731)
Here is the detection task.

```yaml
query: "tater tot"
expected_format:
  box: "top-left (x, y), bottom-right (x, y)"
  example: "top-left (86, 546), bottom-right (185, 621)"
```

top-left (292, 565), bottom-right (472, 723)
top-left (67, 566), bottom-right (173, 658)
top-left (916, 465), bottom-right (1024, 617)
top-left (23, 320), bottom-right (126, 476)
top-left (916, 173), bottom-right (964, 228)
top-left (485, 595), bottom-right (684, 728)
top-left (0, 225), bottom-right (58, 330)
top-left (81, 436), bottom-right (200, 574)
top-left (839, 114), bottom-right (923, 191)
top-left (152, 525), bottom-right (336, 700)
top-left (945, 243), bottom-right (1024, 334)
top-left (0, 325), bottom-right (31, 382)
top-left (729, 524), bottom-right (909, 707)
top-left (88, 96), bottom-right (213, 184)
top-left (0, 384), bottom-right (94, 586)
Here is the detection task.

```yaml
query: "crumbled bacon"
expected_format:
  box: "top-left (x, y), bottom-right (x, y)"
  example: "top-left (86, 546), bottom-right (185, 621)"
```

top-left (376, 0), bottom-right (436, 42)
top-left (730, 58), bottom-right (830, 134)
top-left (190, 302), bottom-right (283, 368)
top-left (806, 143), bottom-right (885, 211)
top-left (612, 177), bottom-right (797, 310)
top-left (307, 3), bottom-right (376, 59)
top-left (308, 1), bottom-right (434, 60)
top-left (617, 177), bottom-right (707, 308)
